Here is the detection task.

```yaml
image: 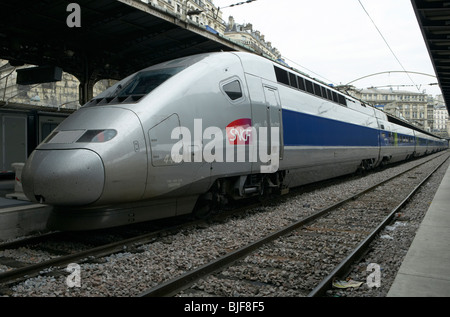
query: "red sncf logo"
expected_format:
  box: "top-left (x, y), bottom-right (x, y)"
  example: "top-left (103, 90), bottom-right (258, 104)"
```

top-left (226, 118), bottom-right (252, 145)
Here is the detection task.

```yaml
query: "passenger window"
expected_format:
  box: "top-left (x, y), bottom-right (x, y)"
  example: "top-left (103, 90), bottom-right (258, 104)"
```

top-left (305, 80), bottom-right (314, 94)
top-left (223, 80), bottom-right (243, 101)
top-left (326, 89), bottom-right (333, 101)
top-left (297, 76), bottom-right (306, 91)
top-left (332, 91), bottom-right (338, 103)
top-left (274, 66), bottom-right (289, 85)
top-left (314, 83), bottom-right (322, 97)
top-left (321, 86), bottom-right (327, 98)
top-left (338, 94), bottom-right (346, 106)
top-left (289, 73), bottom-right (298, 89)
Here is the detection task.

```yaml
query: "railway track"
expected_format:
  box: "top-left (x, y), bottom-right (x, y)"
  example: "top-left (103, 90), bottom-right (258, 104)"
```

top-left (1, 152), bottom-right (448, 296)
top-left (0, 193), bottom-right (269, 291)
top-left (0, 217), bottom-right (199, 290)
top-left (138, 152), bottom-right (449, 297)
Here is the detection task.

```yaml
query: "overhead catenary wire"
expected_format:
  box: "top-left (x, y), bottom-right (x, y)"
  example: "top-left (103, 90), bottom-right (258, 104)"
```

top-left (208, 1), bottom-right (425, 94)
top-left (215, 1), bottom-right (339, 86)
top-left (220, 0), bottom-right (257, 9)
top-left (357, 0), bottom-right (421, 92)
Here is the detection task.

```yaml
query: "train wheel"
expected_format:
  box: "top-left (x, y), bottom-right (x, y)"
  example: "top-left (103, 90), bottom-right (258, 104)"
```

top-left (192, 192), bottom-right (213, 219)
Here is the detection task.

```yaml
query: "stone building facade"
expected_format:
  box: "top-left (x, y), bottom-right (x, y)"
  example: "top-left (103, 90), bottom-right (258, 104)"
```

top-left (1, 0), bottom-right (447, 134)
top-left (1, 0), bottom-right (279, 109)
top-left (224, 16), bottom-right (282, 61)
top-left (142, 0), bottom-right (226, 34)
top-left (433, 95), bottom-right (450, 137)
top-left (345, 86), bottom-right (449, 137)
top-left (0, 60), bottom-right (113, 110)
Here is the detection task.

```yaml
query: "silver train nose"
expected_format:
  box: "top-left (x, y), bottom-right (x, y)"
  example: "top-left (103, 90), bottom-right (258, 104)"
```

top-left (22, 149), bottom-right (104, 205)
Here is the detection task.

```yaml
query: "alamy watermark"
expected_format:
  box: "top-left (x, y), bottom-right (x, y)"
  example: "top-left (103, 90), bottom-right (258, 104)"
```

top-left (66, 263), bottom-right (81, 288)
top-left (63, 262), bottom-right (381, 290)
top-left (170, 119), bottom-right (280, 173)
top-left (66, 3), bottom-right (81, 28)
top-left (366, 263), bottom-right (381, 288)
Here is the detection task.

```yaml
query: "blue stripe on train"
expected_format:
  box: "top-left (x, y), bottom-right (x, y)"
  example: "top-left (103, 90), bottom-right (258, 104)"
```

top-left (282, 109), bottom-right (379, 147)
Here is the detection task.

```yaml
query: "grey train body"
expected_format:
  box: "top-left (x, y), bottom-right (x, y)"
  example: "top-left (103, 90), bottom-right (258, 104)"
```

top-left (21, 52), bottom-right (448, 230)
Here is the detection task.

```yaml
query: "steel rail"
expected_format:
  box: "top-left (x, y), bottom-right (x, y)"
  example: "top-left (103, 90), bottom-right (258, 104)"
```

top-left (0, 226), bottom-right (178, 285)
top-left (0, 152), bottom-right (446, 291)
top-left (307, 154), bottom-right (450, 297)
top-left (138, 153), bottom-right (449, 297)
top-left (0, 201), bottom-right (266, 285)
top-left (0, 231), bottom-right (64, 252)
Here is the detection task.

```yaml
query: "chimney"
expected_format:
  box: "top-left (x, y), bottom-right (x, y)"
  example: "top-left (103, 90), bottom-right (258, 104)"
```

top-left (228, 16), bottom-right (235, 29)
top-left (243, 23), bottom-right (253, 31)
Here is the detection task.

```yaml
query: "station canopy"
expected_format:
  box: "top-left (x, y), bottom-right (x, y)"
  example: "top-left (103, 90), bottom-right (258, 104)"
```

top-left (0, 0), bottom-right (246, 90)
top-left (412, 0), bottom-right (450, 113)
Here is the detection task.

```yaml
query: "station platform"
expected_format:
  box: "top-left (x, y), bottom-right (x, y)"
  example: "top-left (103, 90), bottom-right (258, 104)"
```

top-left (0, 178), bottom-right (51, 241)
top-left (388, 164), bottom-right (450, 297)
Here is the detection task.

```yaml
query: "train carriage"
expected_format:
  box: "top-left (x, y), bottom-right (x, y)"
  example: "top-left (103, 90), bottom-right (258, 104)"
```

top-left (21, 52), bottom-right (448, 230)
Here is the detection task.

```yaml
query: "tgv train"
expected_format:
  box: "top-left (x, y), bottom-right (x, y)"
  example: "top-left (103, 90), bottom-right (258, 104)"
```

top-left (21, 52), bottom-right (448, 230)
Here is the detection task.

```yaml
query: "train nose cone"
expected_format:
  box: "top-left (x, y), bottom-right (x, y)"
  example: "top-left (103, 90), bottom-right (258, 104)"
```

top-left (22, 149), bottom-right (104, 206)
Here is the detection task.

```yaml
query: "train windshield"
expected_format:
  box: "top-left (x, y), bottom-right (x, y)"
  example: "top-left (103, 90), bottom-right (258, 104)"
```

top-left (117, 67), bottom-right (185, 97)
top-left (91, 66), bottom-right (186, 104)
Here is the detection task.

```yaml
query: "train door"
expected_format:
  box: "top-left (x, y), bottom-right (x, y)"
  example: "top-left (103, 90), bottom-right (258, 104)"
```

top-left (262, 84), bottom-right (283, 172)
top-left (245, 75), bottom-right (283, 174)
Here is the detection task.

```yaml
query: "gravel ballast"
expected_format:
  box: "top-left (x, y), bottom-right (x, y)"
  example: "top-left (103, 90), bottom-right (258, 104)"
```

top-left (2, 152), bottom-right (448, 297)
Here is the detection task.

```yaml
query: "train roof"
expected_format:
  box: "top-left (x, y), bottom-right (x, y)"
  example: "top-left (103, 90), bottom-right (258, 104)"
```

top-left (258, 54), bottom-right (445, 141)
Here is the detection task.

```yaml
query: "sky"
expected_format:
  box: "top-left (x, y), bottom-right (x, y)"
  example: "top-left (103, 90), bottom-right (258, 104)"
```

top-left (212, 0), bottom-right (443, 98)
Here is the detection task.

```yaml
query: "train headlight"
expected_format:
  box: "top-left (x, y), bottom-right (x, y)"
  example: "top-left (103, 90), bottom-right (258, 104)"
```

top-left (76, 129), bottom-right (117, 143)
